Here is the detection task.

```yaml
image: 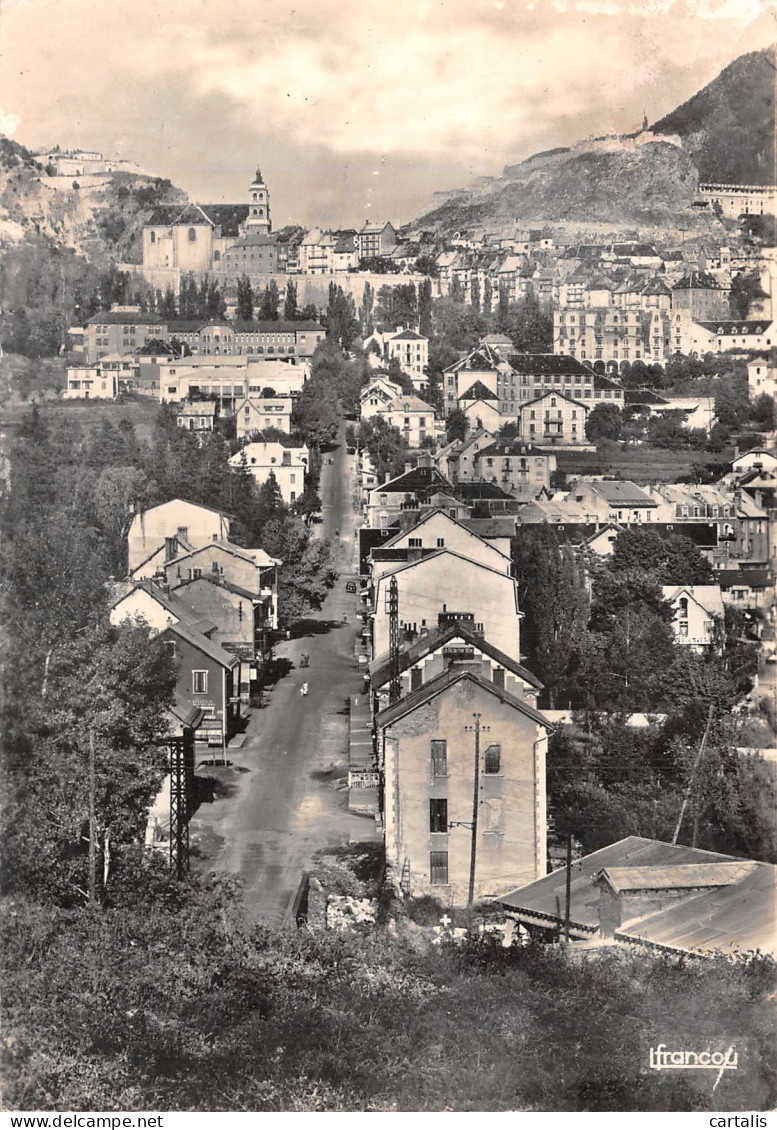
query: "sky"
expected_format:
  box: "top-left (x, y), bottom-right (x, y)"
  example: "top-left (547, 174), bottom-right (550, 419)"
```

top-left (0, 0), bottom-right (775, 228)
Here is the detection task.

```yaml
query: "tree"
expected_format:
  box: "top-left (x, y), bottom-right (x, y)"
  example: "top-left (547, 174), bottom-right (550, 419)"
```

top-left (292, 482), bottom-right (322, 526)
top-left (2, 623), bottom-right (176, 904)
top-left (500, 288), bottom-right (553, 352)
top-left (445, 407), bottom-right (468, 443)
top-left (358, 415), bottom-right (411, 482)
top-left (417, 278), bottom-right (433, 338)
top-left (414, 254), bottom-right (438, 278)
top-left (360, 281), bottom-right (374, 336)
top-left (610, 527), bottom-right (713, 585)
top-left (729, 271), bottom-right (768, 318)
top-left (511, 528), bottom-right (589, 707)
top-left (585, 403), bottom-right (622, 442)
top-left (259, 281), bottom-right (279, 321)
top-left (326, 284), bottom-right (359, 350)
top-left (283, 279), bottom-right (298, 321)
top-left (470, 275), bottom-right (481, 317)
top-left (237, 275), bottom-right (254, 322)
top-left (160, 284), bottom-right (178, 320)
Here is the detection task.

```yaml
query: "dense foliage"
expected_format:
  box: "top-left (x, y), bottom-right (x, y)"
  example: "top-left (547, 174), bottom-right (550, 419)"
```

top-left (3, 877), bottom-right (775, 1112)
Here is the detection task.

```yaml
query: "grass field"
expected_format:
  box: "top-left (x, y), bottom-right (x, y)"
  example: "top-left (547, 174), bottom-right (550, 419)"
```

top-left (557, 445), bottom-right (733, 484)
top-left (0, 394), bottom-right (162, 444)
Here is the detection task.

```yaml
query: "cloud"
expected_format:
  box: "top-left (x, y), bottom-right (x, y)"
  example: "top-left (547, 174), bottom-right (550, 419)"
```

top-left (0, 110), bottom-right (20, 138)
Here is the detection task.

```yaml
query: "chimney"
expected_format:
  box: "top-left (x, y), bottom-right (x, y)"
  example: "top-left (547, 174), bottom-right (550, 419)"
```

top-left (404, 462), bottom-right (413, 474)
top-left (212, 533), bottom-right (218, 541)
top-left (164, 536), bottom-right (178, 560)
top-left (384, 471), bottom-right (391, 483)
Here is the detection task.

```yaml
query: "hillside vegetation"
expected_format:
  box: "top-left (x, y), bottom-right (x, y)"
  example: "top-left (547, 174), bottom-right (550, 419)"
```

top-left (652, 45), bottom-right (776, 186)
top-left (415, 44), bottom-right (775, 237)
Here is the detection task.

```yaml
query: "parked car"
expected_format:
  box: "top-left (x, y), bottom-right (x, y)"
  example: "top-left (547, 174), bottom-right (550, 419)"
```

top-left (345, 581), bottom-right (357, 594)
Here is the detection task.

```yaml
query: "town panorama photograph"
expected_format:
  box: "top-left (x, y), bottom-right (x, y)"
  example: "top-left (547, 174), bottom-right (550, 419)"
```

top-left (0, 0), bottom-right (776, 1117)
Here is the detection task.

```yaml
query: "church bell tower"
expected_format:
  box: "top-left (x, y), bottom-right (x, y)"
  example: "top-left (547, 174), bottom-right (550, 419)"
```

top-left (247, 166), bottom-right (271, 235)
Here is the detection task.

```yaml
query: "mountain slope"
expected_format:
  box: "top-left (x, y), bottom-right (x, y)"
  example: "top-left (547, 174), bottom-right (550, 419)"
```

top-left (417, 141), bottom-right (701, 232)
top-left (652, 45), bottom-right (776, 186)
top-left (413, 44), bottom-right (774, 235)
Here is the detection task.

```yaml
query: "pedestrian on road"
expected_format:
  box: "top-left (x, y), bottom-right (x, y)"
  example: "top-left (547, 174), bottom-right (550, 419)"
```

top-left (300, 682), bottom-right (309, 697)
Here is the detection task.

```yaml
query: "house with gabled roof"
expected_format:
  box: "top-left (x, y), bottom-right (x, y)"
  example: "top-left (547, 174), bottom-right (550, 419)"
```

top-left (518, 389), bottom-right (589, 445)
top-left (565, 479), bottom-right (658, 523)
top-left (161, 540), bottom-right (280, 627)
top-left (127, 499), bottom-right (232, 574)
top-left (369, 509), bottom-right (512, 578)
top-left (372, 393), bottom-right (442, 448)
top-left (161, 621), bottom-right (241, 747)
top-left (365, 464), bottom-right (452, 529)
top-left (377, 667), bottom-right (551, 905)
top-left (369, 618), bottom-right (542, 710)
top-left (474, 441), bottom-right (556, 494)
top-left (370, 549), bottom-right (522, 662)
top-left (662, 585), bottom-right (724, 651)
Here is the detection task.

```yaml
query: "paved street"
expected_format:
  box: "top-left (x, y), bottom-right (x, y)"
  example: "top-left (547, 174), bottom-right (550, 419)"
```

top-left (188, 426), bottom-right (372, 926)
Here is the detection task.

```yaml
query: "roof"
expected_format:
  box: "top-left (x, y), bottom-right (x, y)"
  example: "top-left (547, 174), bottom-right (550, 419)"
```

top-left (521, 389), bottom-right (588, 410)
top-left (672, 271), bottom-right (722, 291)
top-left (383, 394), bottom-right (435, 413)
top-left (696, 320), bottom-right (772, 335)
top-left (475, 442), bottom-right (549, 460)
top-left (497, 836), bottom-right (744, 933)
top-left (147, 204), bottom-right (249, 236)
top-left (178, 401), bottom-right (216, 416)
top-left (508, 354), bottom-right (594, 377)
top-left (376, 668), bottom-right (550, 730)
top-left (459, 517), bottom-right (516, 539)
top-left (615, 863), bottom-right (776, 956)
top-left (173, 573), bottom-right (264, 602)
top-left (715, 568), bottom-right (772, 589)
top-left (137, 497), bottom-right (233, 521)
top-left (570, 480), bottom-right (656, 507)
top-left (391, 329), bottom-right (426, 341)
top-left (167, 539), bottom-right (279, 570)
top-left (373, 466), bottom-right (450, 496)
top-left (598, 863), bottom-right (755, 893)
top-left (379, 508), bottom-right (510, 558)
top-left (456, 481), bottom-right (514, 500)
top-left (226, 233), bottom-right (278, 249)
top-left (369, 620), bottom-right (543, 691)
top-left (86, 311), bottom-right (164, 326)
top-left (662, 585), bottom-right (725, 617)
top-left (111, 579), bottom-right (200, 623)
top-left (163, 621), bottom-right (239, 669)
top-left (232, 320), bottom-right (322, 333)
top-left (459, 380), bottom-right (498, 402)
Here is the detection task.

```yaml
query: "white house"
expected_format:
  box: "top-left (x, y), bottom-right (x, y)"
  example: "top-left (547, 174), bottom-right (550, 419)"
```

top-left (747, 361), bottom-right (777, 403)
top-left (360, 376), bottom-right (404, 419)
top-left (229, 441), bottom-right (309, 504)
top-left (662, 585), bottom-right (724, 651)
top-left (372, 394), bottom-right (442, 448)
top-left (364, 328), bottom-right (429, 390)
top-left (370, 510), bottom-right (512, 578)
top-left (127, 499), bottom-right (232, 574)
top-left (235, 395), bottom-right (294, 438)
top-left (732, 448), bottom-right (777, 475)
top-left (371, 550), bottom-right (523, 663)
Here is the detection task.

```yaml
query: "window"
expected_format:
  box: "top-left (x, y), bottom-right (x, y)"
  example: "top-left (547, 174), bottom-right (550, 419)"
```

top-left (430, 799), bottom-right (448, 833)
top-left (409, 537), bottom-right (422, 548)
top-left (430, 851), bottom-right (449, 885)
top-left (150, 231), bottom-right (156, 243)
top-left (410, 668), bottom-right (423, 691)
top-left (431, 739), bottom-right (447, 776)
top-left (492, 668), bottom-right (505, 689)
top-left (484, 743), bottom-right (502, 774)
top-left (436, 538), bottom-right (445, 548)
top-left (193, 670), bottom-right (208, 694)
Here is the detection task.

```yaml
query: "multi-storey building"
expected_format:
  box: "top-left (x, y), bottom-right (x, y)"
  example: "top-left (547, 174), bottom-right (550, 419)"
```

top-left (554, 308), bottom-right (673, 366)
top-left (84, 309), bottom-right (166, 363)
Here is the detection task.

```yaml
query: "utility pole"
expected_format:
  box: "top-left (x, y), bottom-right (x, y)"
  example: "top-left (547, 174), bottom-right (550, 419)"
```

top-left (88, 728), bottom-right (97, 906)
top-left (672, 703), bottom-right (714, 846)
top-left (388, 575), bottom-right (400, 704)
top-left (463, 713), bottom-right (489, 906)
top-left (564, 833), bottom-right (572, 943)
